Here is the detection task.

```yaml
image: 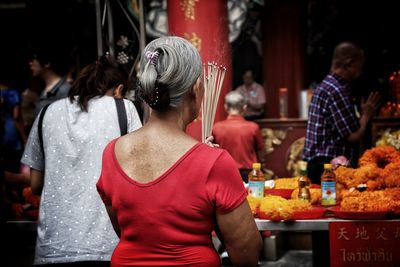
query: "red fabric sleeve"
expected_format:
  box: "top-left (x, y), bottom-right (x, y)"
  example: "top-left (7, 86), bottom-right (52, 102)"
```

top-left (96, 140), bottom-right (116, 206)
top-left (206, 150), bottom-right (247, 214)
top-left (96, 182), bottom-right (112, 206)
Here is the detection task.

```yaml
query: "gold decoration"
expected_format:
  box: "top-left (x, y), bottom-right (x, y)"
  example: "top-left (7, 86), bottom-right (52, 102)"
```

top-left (376, 128), bottom-right (400, 150)
top-left (261, 128), bottom-right (288, 155)
top-left (180, 0), bottom-right (199, 20)
top-left (286, 137), bottom-right (305, 176)
top-left (263, 168), bottom-right (275, 180)
top-left (183, 32), bottom-right (202, 51)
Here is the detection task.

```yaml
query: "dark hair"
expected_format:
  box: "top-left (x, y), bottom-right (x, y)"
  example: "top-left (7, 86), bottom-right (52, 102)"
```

top-left (68, 56), bottom-right (131, 112)
top-left (30, 46), bottom-right (71, 76)
top-left (332, 42), bottom-right (364, 68)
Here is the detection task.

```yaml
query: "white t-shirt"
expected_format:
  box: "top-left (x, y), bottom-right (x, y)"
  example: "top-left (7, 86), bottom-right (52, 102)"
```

top-left (22, 96), bottom-right (142, 264)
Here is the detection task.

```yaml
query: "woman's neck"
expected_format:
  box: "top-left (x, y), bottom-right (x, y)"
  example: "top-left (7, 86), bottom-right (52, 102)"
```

top-left (146, 108), bottom-right (188, 131)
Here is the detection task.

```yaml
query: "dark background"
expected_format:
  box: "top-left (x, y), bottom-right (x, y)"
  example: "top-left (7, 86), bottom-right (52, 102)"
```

top-left (304, 0), bottom-right (400, 102)
top-left (1, 0), bottom-right (400, 103)
top-left (0, 0), bottom-right (97, 90)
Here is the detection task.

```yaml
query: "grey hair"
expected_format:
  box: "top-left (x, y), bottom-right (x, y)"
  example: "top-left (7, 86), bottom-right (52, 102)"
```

top-left (225, 91), bottom-right (247, 110)
top-left (139, 36), bottom-right (202, 108)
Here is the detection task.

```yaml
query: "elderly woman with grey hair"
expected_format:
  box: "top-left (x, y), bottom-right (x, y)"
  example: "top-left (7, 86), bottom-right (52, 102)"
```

top-left (97, 36), bottom-right (262, 267)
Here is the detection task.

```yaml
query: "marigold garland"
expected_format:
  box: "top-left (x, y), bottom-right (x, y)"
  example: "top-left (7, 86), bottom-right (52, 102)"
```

top-left (335, 146), bottom-right (400, 213)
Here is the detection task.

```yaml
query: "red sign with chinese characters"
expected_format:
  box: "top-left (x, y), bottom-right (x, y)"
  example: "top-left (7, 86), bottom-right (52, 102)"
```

top-left (167, 0), bottom-right (232, 123)
top-left (330, 221), bottom-right (400, 267)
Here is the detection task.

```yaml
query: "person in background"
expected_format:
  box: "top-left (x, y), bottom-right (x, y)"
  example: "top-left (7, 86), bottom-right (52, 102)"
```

top-left (213, 90), bottom-right (265, 182)
top-left (1, 77), bottom-right (30, 220)
top-left (235, 69), bottom-right (266, 120)
top-left (302, 42), bottom-right (380, 184)
top-left (21, 78), bottom-right (40, 134)
top-left (21, 56), bottom-right (142, 266)
top-left (0, 81), bottom-right (27, 173)
top-left (97, 36), bottom-right (262, 267)
top-left (29, 48), bottom-right (72, 117)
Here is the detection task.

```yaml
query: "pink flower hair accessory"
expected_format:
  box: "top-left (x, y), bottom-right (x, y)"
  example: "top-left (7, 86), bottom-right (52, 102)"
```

top-left (145, 51), bottom-right (159, 65)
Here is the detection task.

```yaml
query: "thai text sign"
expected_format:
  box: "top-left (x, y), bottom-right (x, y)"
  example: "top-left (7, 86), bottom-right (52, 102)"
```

top-left (330, 221), bottom-right (400, 267)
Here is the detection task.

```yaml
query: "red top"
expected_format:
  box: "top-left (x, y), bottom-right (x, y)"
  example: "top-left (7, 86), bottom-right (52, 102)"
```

top-left (185, 118), bottom-right (202, 142)
top-left (97, 140), bottom-right (247, 267)
top-left (212, 115), bottom-right (265, 169)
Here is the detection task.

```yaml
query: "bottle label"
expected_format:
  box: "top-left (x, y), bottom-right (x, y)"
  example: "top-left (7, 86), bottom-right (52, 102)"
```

top-left (321, 181), bottom-right (336, 206)
top-left (248, 181), bottom-right (265, 198)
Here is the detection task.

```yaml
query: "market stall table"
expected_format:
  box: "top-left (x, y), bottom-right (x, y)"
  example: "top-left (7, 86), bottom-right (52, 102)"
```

top-left (6, 217), bottom-right (400, 267)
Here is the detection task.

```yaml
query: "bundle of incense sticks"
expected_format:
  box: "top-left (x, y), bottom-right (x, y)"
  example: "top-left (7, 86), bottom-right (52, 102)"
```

top-left (201, 62), bottom-right (226, 143)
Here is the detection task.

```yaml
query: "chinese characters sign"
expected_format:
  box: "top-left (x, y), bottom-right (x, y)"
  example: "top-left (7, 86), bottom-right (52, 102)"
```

top-left (180, 0), bottom-right (199, 20)
top-left (183, 32), bottom-right (202, 51)
top-left (168, 0), bottom-right (231, 123)
top-left (330, 222), bottom-right (400, 267)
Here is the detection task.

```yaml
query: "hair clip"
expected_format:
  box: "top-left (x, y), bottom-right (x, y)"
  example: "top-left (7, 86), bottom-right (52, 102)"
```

top-left (145, 51), bottom-right (159, 65)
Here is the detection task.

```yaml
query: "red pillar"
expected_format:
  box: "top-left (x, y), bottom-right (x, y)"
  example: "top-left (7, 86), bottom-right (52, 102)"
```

top-left (167, 0), bottom-right (232, 123)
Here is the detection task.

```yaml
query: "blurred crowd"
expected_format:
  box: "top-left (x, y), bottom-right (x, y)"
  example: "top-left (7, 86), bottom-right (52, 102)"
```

top-left (1, 48), bottom-right (69, 221)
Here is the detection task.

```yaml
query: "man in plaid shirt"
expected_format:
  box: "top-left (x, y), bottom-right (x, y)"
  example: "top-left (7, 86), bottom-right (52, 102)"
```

top-left (303, 42), bottom-right (380, 184)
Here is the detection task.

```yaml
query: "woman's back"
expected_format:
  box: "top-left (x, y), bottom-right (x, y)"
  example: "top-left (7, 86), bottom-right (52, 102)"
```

top-left (115, 124), bottom-right (198, 183)
top-left (98, 136), bottom-right (247, 266)
top-left (22, 96), bottom-right (141, 264)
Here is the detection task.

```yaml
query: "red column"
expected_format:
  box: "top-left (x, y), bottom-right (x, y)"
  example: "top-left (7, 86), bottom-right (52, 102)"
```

top-left (167, 0), bottom-right (232, 123)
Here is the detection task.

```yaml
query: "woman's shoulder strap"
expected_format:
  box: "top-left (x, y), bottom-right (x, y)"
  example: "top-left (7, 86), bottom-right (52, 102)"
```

top-left (38, 103), bottom-right (51, 154)
top-left (114, 98), bottom-right (128, 136)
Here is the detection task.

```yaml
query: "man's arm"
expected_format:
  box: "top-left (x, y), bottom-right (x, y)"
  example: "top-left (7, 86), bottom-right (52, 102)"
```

top-left (31, 169), bottom-right (44, 195)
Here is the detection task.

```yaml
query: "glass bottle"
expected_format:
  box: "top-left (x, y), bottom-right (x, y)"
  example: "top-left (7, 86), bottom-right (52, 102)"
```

top-left (248, 163), bottom-right (265, 199)
top-left (279, 87), bottom-right (288, 119)
top-left (297, 161), bottom-right (311, 202)
top-left (321, 163), bottom-right (336, 206)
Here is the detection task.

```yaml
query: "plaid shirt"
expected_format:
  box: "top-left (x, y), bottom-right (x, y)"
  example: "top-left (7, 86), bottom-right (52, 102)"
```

top-left (303, 73), bottom-right (360, 163)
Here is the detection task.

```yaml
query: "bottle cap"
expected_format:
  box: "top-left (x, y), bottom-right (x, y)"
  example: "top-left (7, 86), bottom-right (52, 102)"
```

top-left (324, 163), bottom-right (332, 169)
top-left (252, 163), bottom-right (261, 169)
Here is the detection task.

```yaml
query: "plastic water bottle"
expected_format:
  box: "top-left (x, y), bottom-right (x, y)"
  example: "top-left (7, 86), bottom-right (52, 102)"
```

top-left (248, 163), bottom-right (265, 199)
top-left (321, 163), bottom-right (336, 206)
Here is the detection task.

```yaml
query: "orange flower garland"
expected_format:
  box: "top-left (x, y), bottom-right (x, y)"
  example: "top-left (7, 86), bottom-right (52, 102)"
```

top-left (359, 145), bottom-right (400, 168)
top-left (335, 146), bottom-right (400, 213)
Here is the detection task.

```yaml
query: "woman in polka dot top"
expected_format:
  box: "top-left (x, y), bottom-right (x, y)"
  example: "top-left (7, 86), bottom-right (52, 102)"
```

top-left (22, 56), bottom-right (142, 266)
